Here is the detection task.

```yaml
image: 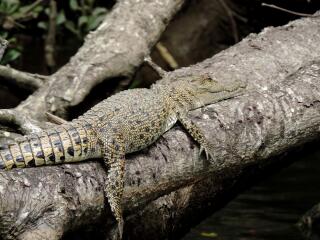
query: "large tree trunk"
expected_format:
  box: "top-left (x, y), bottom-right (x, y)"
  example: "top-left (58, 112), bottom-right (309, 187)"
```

top-left (1, 3), bottom-right (320, 240)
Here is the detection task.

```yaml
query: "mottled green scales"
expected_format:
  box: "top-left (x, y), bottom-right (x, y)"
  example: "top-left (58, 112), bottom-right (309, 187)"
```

top-left (0, 76), bottom-right (245, 237)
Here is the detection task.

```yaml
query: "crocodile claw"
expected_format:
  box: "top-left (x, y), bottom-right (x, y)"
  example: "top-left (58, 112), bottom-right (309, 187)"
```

top-left (199, 145), bottom-right (214, 161)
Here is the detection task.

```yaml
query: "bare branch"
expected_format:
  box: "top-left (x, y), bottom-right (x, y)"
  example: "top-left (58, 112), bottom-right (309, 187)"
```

top-left (144, 56), bottom-right (167, 78)
top-left (217, 0), bottom-right (239, 42)
top-left (0, 109), bottom-right (43, 134)
top-left (262, 3), bottom-right (318, 17)
top-left (45, 112), bottom-right (67, 125)
top-left (0, 65), bottom-right (46, 91)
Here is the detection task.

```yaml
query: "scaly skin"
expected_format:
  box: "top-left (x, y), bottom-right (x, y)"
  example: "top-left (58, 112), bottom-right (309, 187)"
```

top-left (0, 76), bottom-right (245, 237)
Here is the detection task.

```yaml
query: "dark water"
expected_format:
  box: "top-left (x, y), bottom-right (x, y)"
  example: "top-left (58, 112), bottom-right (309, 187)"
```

top-left (183, 145), bottom-right (320, 240)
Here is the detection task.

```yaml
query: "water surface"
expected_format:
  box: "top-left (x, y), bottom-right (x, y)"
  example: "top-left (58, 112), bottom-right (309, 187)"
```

top-left (183, 145), bottom-right (320, 240)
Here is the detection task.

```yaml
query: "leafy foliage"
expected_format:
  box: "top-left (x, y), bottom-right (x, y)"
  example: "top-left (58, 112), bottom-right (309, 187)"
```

top-left (0, 0), bottom-right (108, 64)
top-left (0, 32), bottom-right (21, 65)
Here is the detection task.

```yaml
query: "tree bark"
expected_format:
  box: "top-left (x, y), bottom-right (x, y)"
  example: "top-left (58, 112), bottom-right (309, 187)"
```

top-left (0, 13), bottom-right (320, 239)
top-left (11, 0), bottom-right (185, 121)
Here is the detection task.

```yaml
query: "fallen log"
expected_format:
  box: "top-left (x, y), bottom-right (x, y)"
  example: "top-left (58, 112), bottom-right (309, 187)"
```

top-left (0, 12), bottom-right (320, 240)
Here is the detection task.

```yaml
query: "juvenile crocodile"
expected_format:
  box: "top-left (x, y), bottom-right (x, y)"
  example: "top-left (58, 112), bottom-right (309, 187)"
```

top-left (0, 76), bottom-right (245, 237)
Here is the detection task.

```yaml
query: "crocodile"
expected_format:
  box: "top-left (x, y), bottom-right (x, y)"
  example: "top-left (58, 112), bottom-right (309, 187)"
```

top-left (0, 76), bottom-right (245, 237)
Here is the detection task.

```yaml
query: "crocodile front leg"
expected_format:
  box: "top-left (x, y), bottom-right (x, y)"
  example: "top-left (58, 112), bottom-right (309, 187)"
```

top-left (178, 114), bottom-right (214, 160)
top-left (101, 133), bottom-right (125, 238)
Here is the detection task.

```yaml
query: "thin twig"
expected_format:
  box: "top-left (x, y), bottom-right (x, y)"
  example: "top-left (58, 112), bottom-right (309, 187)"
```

top-left (45, 112), bottom-right (67, 125)
top-left (144, 56), bottom-right (167, 78)
top-left (231, 11), bottom-right (248, 23)
top-left (262, 3), bottom-right (317, 18)
top-left (156, 42), bottom-right (178, 70)
top-left (217, 0), bottom-right (239, 43)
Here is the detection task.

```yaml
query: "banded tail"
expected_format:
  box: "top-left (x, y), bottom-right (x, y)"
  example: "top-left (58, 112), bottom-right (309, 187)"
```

top-left (0, 122), bottom-right (101, 170)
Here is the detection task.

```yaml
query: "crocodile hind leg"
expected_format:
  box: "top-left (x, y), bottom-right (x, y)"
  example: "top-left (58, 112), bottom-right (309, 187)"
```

top-left (178, 115), bottom-right (214, 160)
top-left (101, 134), bottom-right (125, 238)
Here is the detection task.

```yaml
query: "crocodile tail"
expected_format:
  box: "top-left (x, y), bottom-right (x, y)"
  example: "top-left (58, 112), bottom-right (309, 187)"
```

top-left (0, 123), bottom-right (98, 170)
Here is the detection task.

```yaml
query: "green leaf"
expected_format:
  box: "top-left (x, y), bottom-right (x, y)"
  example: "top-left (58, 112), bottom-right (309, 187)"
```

top-left (37, 21), bottom-right (48, 30)
top-left (64, 20), bottom-right (79, 37)
top-left (86, 14), bottom-right (105, 31)
top-left (44, 7), bottom-right (50, 16)
top-left (69, 0), bottom-right (79, 11)
top-left (19, 4), bottom-right (34, 14)
top-left (6, 2), bottom-right (20, 15)
top-left (92, 7), bottom-right (107, 16)
top-left (78, 15), bottom-right (88, 27)
top-left (0, 48), bottom-right (21, 64)
top-left (33, 5), bottom-right (44, 14)
top-left (56, 10), bottom-right (66, 25)
top-left (0, 32), bottom-right (8, 39)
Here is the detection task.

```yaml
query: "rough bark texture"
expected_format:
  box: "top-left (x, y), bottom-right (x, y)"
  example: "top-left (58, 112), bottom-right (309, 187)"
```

top-left (0, 14), bottom-right (320, 240)
top-left (15, 0), bottom-right (185, 120)
top-left (0, 65), bottom-right (46, 91)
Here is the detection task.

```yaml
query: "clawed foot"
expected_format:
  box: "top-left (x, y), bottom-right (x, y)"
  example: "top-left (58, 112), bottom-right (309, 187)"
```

top-left (117, 216), bottom-right (124, 239)
top-left (199, 145), bottom-right (214, 161)
top-left (107, 221), bottom-right (124, 240)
